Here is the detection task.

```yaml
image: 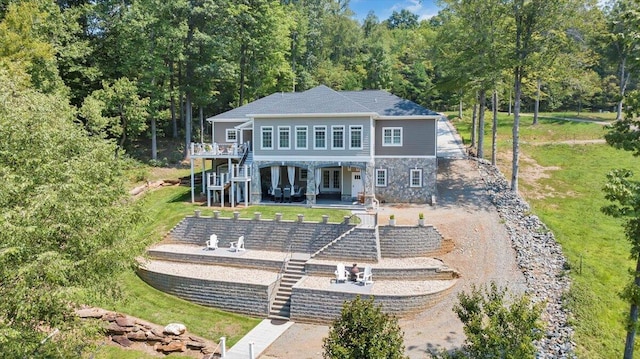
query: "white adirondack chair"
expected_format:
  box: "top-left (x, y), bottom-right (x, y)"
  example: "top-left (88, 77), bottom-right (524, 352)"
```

top-left (356, 266), bottom-right (373, 286)
top-left (205, 234), bottom-right (218, 250)
top-left (334, 263), bottom-right (349, 283)
top-left (229, 236), bottom-right (245, 252)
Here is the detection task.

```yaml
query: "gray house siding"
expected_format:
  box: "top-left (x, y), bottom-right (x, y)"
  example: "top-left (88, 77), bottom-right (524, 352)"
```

top-left (212, 121), bottom-right (244, 143)
top-left (374, 119), bottom-right (436, 156)
top-left (253, 117), bottom-right (371, 158)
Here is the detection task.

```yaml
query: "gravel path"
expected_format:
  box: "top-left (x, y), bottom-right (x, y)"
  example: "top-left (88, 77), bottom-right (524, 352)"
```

top-left (262, 158), bottom-right (574, 359)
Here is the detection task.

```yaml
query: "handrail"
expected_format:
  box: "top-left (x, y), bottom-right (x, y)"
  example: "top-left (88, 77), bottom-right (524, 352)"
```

top-left (269, 244), bottom-right (293, 314)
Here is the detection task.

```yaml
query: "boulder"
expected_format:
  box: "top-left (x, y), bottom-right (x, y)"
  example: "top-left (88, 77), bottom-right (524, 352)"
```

top-left (112, 335), bottom-right (132, 347)
top-left (163, 323), bottom-right (186, 336)
top-left (76, 308), bottom-right (107, 319)
top-left (157, 341), bottom-right (186, 353)
top-left (126, 331), bottom-right (147, 341)
top-left (106, 323), bottom-right (131, 335)
top-left (115, 317), bottom-right (136, 327)
top-left (186, 340), bottom-right (205, 349)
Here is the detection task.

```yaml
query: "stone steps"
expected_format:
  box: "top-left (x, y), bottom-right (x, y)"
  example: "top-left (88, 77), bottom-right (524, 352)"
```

top-left (268, 258), bottom-right (307, 320)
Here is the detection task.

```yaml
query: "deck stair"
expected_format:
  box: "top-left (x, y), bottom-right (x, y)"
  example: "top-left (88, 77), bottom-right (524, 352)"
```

top-left (269, 258), bottom-right (306, 320)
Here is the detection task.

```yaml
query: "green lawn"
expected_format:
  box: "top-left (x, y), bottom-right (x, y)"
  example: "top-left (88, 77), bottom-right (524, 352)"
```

top-left (449, 110), bottom-right (640, 357)
top-left (90, 182), bottom-right (354, 357)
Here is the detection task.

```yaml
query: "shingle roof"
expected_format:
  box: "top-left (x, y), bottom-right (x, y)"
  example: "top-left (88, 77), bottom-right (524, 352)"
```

top-left (209, 85), bottom-right (438, 120)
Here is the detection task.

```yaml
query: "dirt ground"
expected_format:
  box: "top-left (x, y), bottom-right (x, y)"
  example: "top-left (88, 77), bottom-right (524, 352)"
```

top-left (261, 158), bottom-right (527, 359)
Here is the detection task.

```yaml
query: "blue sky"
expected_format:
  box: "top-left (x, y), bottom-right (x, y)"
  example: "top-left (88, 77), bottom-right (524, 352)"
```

top-left (349, 0), bottom-right (441, 22)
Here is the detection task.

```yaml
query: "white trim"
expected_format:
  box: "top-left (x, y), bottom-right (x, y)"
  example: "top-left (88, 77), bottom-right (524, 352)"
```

top-left (234, 120), bottom-right (253, 129)
top-left (313, 125), bottom-right (327, 150)
top-left (349, 125), bottom-right (363, 150)
top-left (382, 127), bottom-right (403, 147)
top-left (376, 115), bottom-right (440, 120)
top-left (370, 117), bottom-right (375, 158)
top-left (375, 168), bottom-right (387, 187)
top-left (206, 118), bottom-right (247, 123)
top-left (331, 125), bottom-right (345, 150)
top-left (410, 168), bottom-right (423, 188)
top-left (374, 155), bottom-right (436, 159)
top-left (295, 126), bottom-right (308, 150)
top-left (261, 126), bottom-right (273, 150)
top-left (254, 155), bottom-right (371, 162)
top-left (248, 112), bottom-right (378, 118)
top-left (225, 129), bottom-right (237, 142)
top-left (278, 126), bottom-right (291, 150)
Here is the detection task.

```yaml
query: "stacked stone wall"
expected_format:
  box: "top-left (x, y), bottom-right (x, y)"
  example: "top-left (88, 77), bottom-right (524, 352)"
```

top-left (313, 228), bottom-right (378, 261)
top-left (374, 157), bottom-right (436, 204)
top-left (146, 250), bottom-right (282, 271)
top-left (166, 216), bottom-right (352, 254)
top-left (289, 284), bottom-right (455, 324)
top-left (379, 225), bottom-right (447, 257)
top-left (137, 268), bottom-right (273, 317)
top-left (304, 263), bottom-right (458, 280)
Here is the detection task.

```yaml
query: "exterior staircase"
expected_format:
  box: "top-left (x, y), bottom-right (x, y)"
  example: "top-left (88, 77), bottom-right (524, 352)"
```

top-left (269, 258), bottom-right (306, 320)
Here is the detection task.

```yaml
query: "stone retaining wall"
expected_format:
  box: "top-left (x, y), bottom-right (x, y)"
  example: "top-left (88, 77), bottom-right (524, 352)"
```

top-left (289, 284), bottom-right (455, 324)
top-left (146, 250), bottom-right (283, 271)
top-left (379, 225), bottom-right (449, 257)
top-left (166, 216), bottom-right (352, 255)
top-left (304, 263), bottom-right (458, 280)
top-left (137, 268), bottom-right (274, 317)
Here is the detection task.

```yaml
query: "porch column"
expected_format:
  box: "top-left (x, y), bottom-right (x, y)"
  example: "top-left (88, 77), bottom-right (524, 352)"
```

top-left (190, 157), bottom-right (195, 203)
top-left (307, 164), bottom-right (318, 205)
top-left (250, 163), bottom-right (261, 204)
top-left (201, 158), bottom-right (206, 194)
top-left (364, 162), bottom-right (375, 208)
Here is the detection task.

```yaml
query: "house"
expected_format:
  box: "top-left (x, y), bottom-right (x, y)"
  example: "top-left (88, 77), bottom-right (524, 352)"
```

top-left (187, 85), bottom-right (441, 207)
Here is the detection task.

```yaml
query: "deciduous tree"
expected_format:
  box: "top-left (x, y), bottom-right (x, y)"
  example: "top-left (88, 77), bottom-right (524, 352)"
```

top-left (323, 296), bottom-right (408, 359)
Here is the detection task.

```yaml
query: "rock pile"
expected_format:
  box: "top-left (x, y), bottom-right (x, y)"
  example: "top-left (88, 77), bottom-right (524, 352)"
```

top-left (76, 307), bottom-right (218, 358)
top-left (477, 160), bottom-right (576, 359)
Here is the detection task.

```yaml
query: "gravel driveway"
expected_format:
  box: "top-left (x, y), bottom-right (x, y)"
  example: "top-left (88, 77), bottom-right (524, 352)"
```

top-left (262, 158), bottom-right (529, 359)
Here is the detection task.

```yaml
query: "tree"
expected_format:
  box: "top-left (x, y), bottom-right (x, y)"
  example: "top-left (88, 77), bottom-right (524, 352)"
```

top-left (386, 9), bottom-right (418, 30)
top-left (80, 77), bottom-right (150, 155)
top-left (323, 296), bottom-right (408, 359)
top-left (0, 68), bottom-right (141, 357)
top-left (438, 282), bottom-right (543, 358)
top-left (602, 90), bottom-right (640, 359)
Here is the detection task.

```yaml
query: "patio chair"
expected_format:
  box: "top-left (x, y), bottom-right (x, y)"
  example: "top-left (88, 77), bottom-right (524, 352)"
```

top-left (293, 186), bottom-right (305, 201)
top-left (334, 263), bottom-right (349, 283)
top-left (205, 234), bottom-right (218, 250)
top-left (356, 266), bottom-right (373, 286)
top-left (283, 187), bottom-right (292, 203)
top-left (273, 188), bottom-right (282, 203)
top-left (229, 235), bottom-right (245, 252)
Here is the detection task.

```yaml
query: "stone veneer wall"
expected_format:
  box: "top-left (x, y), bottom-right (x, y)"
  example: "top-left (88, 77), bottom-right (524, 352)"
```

top-left (137, 268), bottom-right (274, 317)
top-left (378, 225), bottom-right (447, 257)
top-left (374, 157), bottom-right (436, 204)
top-left (289, 284), bottom-right (455, 324)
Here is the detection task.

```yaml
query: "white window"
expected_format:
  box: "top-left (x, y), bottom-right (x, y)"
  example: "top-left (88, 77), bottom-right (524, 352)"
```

top-left (295, 126), bottom-right (308, 149)
top-left (314, 126), bottom-right (327, 149)
top-left (225, 129), bottom-right (237, 142)
top-left (332, 126), bottom-right (345, 149)
top-left (278, 126), bottom-right (291, 149)
top-left (299, 168), bottom-right (308, 181)
top-left (350, 125), bottom-right (363, 149)
top-left (383, 127), bottom-right (403, 146)
top-left (410, 168), bottom-right (423, 187)
top-left (261, 126), bottom-right (273, 150)
top-left (376, 169), bottom-right (387, 187)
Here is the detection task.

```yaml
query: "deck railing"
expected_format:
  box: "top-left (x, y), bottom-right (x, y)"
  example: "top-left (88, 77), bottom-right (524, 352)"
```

top-left (190, 141), bottom-right (250, 157)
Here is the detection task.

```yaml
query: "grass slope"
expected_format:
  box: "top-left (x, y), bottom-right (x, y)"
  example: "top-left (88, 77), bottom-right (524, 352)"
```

top-left (450, 111), bottom-right (640, 357)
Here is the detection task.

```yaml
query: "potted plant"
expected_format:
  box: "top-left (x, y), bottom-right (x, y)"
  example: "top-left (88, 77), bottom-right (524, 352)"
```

top-left (418, 213), bottom-right (425, 226)
top-left (389, 214), bottom-right (396, 226)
